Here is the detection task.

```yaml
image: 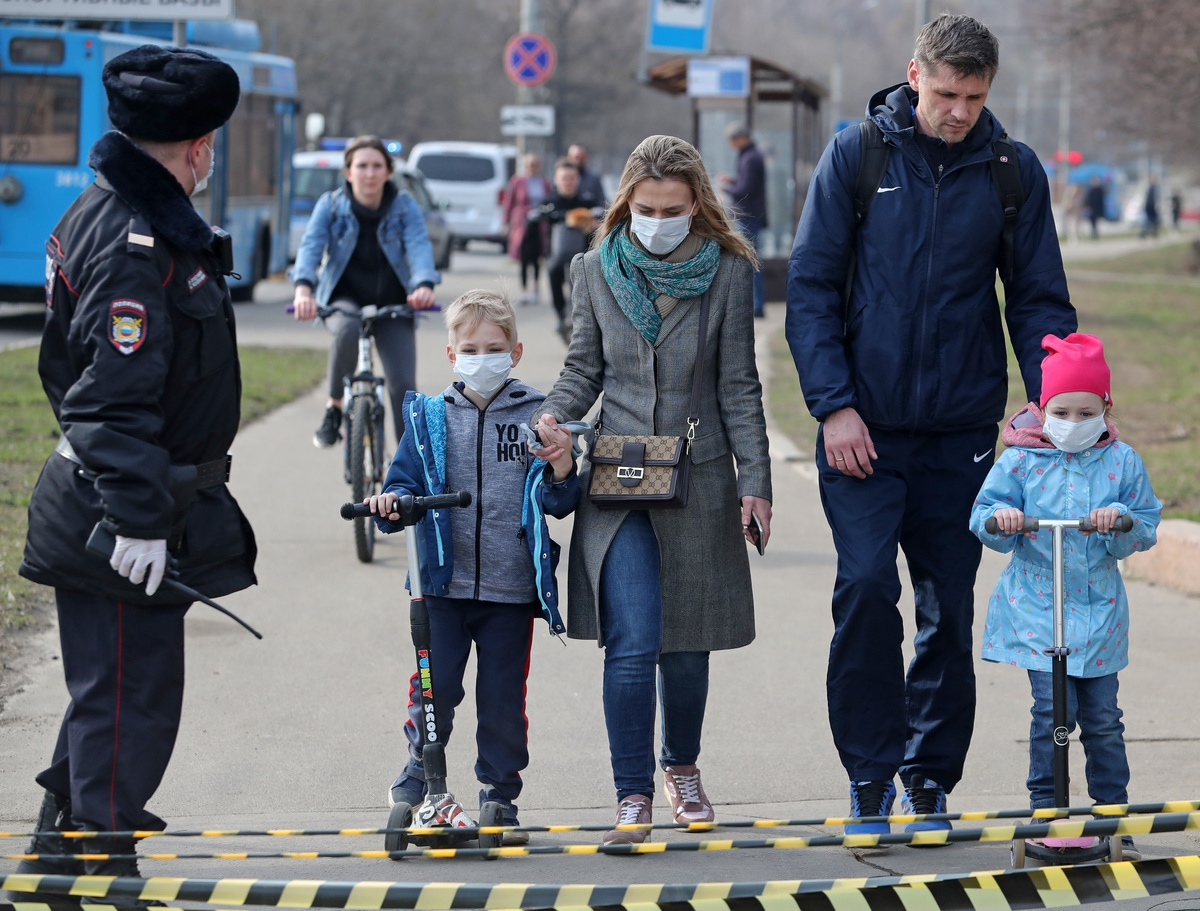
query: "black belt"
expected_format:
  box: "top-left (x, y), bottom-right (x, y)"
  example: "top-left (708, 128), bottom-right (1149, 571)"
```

top-left (55, 435), bottom-right (231, 490)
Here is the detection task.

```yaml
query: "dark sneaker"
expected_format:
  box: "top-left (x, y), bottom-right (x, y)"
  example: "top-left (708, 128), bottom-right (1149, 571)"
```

top-left (313, 404), bottom-right (343, 448)
top-left (663, 764), bottom-right (714, 824)
top-left (1120, 835), bottom-right (1141, 860)
top-left (901, 774), bottom-right (951, 844)
top-left (602, 794), bottom-right (652, 846)
top-left (479, 789), bottom-right (527, 846)
top-left (388, 773), bottom-right (426, 808)
top-left (847, 780), bottom-right (896, 836)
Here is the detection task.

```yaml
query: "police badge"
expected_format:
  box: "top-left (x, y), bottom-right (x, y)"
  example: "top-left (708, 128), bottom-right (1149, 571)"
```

top-left (109, 299), bottom-right (147, 355)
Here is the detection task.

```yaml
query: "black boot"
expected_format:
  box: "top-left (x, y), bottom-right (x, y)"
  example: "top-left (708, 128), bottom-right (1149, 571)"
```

top-left (80, 837), bottom-right (160, 908)
top-left (5, 789), bottom-right (83, 906)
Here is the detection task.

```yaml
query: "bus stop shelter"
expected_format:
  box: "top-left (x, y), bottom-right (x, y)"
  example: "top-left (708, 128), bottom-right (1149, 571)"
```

top-left (645, 54), bottom-right (827, 298)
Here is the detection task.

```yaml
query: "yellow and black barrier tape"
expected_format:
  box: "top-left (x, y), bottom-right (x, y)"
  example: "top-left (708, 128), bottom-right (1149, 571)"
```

top-left (3, 799), bottom-right (1199, 843)
top-left (6, 854), bottom-right (1200, 910)
top-left (6, 811), bottom-right (1200, 860)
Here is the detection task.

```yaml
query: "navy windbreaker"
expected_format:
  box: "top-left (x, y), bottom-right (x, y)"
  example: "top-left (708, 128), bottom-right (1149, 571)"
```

top-left (785, 83), bottom-right (1077, 432)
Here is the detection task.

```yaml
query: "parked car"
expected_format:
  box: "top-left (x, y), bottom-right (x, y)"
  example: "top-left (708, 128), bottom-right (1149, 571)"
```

top-left (406, 141), bottom-right (517, 250)
top-left (288, 151), bottom-right (452, 271)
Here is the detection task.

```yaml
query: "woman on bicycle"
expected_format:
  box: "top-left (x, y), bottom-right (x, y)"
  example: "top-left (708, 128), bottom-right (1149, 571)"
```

top-left (292, 135), bottom-right (440, 447)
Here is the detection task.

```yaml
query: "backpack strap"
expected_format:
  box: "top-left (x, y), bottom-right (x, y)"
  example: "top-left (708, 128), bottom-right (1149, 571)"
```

top-left (853, 119), bottom-right (890, 223)
top-left (990, 132), bottom-right (1025, 286)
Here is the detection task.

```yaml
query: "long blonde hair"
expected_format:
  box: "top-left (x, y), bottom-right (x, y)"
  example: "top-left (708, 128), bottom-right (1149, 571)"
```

top-left (595, 134), bottom-right (757, 265)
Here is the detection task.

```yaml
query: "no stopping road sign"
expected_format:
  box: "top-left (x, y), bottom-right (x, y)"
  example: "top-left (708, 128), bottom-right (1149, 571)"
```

top-left (505, 32), bottom-right (556, 86)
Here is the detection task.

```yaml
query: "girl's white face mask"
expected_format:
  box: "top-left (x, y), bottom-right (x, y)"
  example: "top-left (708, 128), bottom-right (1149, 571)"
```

top-left (454, 352), bottom-right (512, 400)
top-left (1043, 413), bottom-right (1106, 452)
top-left (630, 205), bottom-right (695, 255)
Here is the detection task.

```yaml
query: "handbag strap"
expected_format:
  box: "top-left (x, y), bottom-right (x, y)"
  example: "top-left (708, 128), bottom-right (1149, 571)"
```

top-left (684, 288), bottom-right (712, 450)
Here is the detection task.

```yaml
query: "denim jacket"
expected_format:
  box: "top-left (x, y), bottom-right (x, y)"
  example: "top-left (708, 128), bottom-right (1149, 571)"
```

top-left (292, 185), bottom-right (441, 305)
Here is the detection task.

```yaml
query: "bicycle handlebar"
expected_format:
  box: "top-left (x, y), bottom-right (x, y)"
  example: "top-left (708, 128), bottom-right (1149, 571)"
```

top-left (341, 491), bottom-right (472, 520)
top-left (286, 302), bottom-right (441, 318)
top-left (984, 514), bottom-right (1135, 535)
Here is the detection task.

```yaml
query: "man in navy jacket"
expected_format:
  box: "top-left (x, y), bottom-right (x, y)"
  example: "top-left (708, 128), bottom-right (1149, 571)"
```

top-left (785, 14), bottom-right (1075, 837)
top-left (720, 123), bottom-right (768, 317)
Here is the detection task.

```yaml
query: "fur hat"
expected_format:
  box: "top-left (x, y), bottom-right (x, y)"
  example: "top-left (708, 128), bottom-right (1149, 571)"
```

top-left (103, 45), bottom-right (240, 143)
top-left (1039, 333), bottom-right (1112, 407)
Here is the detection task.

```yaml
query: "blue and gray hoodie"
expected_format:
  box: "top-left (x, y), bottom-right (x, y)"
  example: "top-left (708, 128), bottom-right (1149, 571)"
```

top-left (375, 379), bottom-right (577, 636)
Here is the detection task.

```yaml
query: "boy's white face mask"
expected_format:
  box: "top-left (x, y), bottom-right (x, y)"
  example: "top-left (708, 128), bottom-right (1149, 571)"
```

top-left (454, 352), bottom-right (512, 399)
top-left (1043, 413), bottom-right (1106, 452)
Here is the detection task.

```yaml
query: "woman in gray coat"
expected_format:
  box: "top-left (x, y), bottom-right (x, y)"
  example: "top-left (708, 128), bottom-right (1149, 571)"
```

top-left (535, 135), bottom-right (772, 844)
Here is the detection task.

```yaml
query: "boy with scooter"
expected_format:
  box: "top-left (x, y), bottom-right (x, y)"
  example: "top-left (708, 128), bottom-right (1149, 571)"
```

top-left (970, 333), bottom-right (1161, 861)
top-left (367, 289), bottom-right (579, 846)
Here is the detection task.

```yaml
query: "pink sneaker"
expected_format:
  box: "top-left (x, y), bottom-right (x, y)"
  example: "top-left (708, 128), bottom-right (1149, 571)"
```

top-left (663, 764), bottom-right (714, 823)
top-left (602, 794), bottom-right (653, 845)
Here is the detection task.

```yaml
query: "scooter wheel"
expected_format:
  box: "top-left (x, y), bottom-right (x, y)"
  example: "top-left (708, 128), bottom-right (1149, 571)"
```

top-left (1011, 838), bottom-right (1026, 868)
top-left (478, 800), bottom-right (504, 856)
top-left (384, 801), bottom-right (412, 858)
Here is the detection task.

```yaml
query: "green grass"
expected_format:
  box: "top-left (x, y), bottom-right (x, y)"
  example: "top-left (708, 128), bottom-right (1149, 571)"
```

top-left (0, 345), bottom-right (326, 641)
top-left (769, 262), bottom-right (1200, 521)
top-left (1071, 238), bottom-right (1200, 276)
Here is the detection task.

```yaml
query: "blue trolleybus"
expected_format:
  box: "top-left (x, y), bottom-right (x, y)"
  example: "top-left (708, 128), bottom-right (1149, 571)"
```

top-left (0, 18), bottom-right (297, 301)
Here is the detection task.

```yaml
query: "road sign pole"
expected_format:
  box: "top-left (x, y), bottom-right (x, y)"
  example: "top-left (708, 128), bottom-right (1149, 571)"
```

top-left (517, 0), bottom-right (548, 158)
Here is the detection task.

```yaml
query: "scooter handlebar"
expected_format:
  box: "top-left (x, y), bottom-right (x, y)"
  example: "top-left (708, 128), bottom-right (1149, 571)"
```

top-left (984, 514), bottom-right (1134, 535)
top-left (341, 491), bottom-right (472, 520)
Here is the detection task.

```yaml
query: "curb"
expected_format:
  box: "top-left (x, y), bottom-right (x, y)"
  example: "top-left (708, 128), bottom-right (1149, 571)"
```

top-left (1123, 519), bottom-right (1200, 596)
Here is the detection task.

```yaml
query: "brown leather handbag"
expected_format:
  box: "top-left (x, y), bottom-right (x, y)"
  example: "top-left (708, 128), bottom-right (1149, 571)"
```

top-left (586, 289), bottom-right (711, 510)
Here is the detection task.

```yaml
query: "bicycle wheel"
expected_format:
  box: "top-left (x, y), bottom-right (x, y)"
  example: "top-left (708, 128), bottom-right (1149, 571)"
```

top-left (350, 395), bottom-right (377, 563)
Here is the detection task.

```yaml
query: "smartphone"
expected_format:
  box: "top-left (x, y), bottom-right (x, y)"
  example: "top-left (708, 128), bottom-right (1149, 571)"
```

top-left (747, 513), bottom-right (765, 556)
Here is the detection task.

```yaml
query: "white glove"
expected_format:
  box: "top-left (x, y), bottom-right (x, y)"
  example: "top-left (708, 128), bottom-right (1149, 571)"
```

top-left (110, 536), bottom-right (168, 596)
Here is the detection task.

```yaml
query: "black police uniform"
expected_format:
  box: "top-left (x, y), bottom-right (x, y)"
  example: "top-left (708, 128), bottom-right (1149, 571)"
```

top-left (19, 130), bottom-right (257, 837)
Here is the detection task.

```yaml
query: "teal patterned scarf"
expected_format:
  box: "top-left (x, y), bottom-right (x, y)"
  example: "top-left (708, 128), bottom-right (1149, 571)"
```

top-left (599, 223), bottom-right (720, 344)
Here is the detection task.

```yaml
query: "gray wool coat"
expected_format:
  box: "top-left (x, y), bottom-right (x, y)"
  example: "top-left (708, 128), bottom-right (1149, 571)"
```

top-left (539, 248), bottom-right (772, 652)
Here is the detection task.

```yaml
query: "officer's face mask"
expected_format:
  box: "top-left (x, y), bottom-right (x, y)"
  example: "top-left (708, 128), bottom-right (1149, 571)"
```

top-left (1043, 413), bottom-right (1107, 453)
top-left (190, 141), bottom-right (215, 197)
top-left (454, 351), bottom-right (513, 400)
top-left (630, 204), bottom-right (695, 255)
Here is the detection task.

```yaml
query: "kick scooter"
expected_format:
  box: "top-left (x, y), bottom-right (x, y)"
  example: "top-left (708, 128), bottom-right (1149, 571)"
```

top-left (985, 513), bottom-right (1133, 868)
top-left (342, 494), bottom-right (505, 858)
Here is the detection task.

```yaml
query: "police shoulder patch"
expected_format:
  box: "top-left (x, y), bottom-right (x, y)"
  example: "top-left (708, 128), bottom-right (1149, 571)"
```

top-left (110, 299), bottom-right (147, 355)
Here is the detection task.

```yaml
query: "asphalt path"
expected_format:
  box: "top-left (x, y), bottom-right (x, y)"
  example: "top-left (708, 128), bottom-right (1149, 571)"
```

top-left (3, 246), bottom-right (1200, 899)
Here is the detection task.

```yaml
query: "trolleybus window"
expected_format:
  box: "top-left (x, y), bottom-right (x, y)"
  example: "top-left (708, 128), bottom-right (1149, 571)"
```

top-left (226, 93), bottom-right (278, 198)
top-left (0, 74), bottom-right (80, 164)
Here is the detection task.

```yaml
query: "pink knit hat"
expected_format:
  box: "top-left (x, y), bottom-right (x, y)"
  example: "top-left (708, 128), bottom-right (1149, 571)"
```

top-left (1039, 333), bottom-right (1112, 407)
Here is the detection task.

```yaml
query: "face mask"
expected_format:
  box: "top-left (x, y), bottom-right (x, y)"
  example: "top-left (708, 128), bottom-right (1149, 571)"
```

top-left (630, 205), bottom-right (694, 255)
top-left (1043, 413), bottom-right (1106, 453)
top-left (454, 351), bottom-right (512, 400)
top-left (190, 141), bottom-right (215, 197)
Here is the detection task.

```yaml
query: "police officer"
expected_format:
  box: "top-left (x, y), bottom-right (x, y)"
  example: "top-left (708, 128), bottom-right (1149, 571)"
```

top-left (9, 45), bottom-right (254, 906)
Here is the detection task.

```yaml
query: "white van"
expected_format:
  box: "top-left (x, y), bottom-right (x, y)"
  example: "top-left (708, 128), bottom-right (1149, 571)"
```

top-left (406, 142), bottom-right (517, 249)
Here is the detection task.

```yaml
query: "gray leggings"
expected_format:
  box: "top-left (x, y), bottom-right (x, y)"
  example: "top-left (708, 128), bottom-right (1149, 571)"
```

top-left (325, 298), bottom-right (416, 441)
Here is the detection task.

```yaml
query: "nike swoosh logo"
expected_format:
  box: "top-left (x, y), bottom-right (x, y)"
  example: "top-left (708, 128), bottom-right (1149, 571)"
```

top-left (973, 451), bottom-right (993, 463)
top-left (877, 186), bottom-right (902, 193)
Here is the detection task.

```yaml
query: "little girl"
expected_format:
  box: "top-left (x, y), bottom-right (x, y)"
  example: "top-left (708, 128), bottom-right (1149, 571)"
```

top-left (970, 332), bottom-right (1160, 858)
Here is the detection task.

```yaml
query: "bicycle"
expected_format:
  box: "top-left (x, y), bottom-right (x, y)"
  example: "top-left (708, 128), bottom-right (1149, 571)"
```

top-left (293, 301), bottom-right (436, 563)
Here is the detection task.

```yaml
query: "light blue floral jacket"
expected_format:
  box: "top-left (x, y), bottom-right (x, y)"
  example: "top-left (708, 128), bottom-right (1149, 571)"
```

top-left (970, 403), bottom-right (1161, 677)
top-left (292, 185), bottom-right (440, 305)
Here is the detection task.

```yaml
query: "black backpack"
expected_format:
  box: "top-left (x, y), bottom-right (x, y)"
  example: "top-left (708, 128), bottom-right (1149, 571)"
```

top-left (852, 118), bottom-right (1025, 285)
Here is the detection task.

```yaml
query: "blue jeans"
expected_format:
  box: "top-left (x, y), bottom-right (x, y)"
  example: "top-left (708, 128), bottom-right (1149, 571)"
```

top-left (736, 217), bottom-right (766, 316)
top-left (1027, 670), bottom-right (1129, 808)
top-left (600, 512), bottom-right (709, 802)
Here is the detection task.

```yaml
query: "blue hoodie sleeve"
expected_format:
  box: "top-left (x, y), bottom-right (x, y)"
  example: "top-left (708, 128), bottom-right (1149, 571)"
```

top-left (969, 450), bottom-right (1028, 553)
top-left (374, 398), bottom-right (430, 534)
top-left (1002, 142), bottom-right (1078, 404)
top-left (538, 463), bottom-right (580, 518)
top-left (784, 127), bottom-right (861, 421)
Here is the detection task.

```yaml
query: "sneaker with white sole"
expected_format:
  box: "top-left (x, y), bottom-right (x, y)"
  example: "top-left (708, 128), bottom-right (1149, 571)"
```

top-left (313, 404), bottom-right (343, 448)
top-left (388, 773), bottom-right (426, 808)
top-left (901, 774), bottom-right (951, 844)
top-left (663, 764), bottom-right (714, 824)
top-left (602, 794), bottom-right (652, 845)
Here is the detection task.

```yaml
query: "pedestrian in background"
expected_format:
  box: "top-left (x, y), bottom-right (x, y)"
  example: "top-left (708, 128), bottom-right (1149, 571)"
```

top-left (503, 152), bottom-right (551, 305)
top-left (292, 135), bottom-right (441, 448)
top-left (567, 142), bottom-right (606, 205)
top-left (719, 123), bottom-right (768, 317)
top-left (1140, 175), bottom-right (1160, 238)
top-left (10, 45), bottom-right (256, 904)
top-left (971, 333), bottom-right (1160, 860)
top-left (535, 134), bottom-right (771, 846)
top-left (785, 13), bottom-right (1076, 839)
top-left (1085, 176), bottom-right (1106, 240)
top-left (1171, 189), bottom-right (1183, 231)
